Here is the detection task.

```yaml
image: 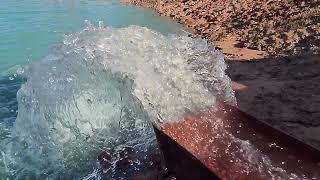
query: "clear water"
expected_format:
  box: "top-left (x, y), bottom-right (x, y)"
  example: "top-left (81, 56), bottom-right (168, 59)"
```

top-left (0, 0), bottom-right (183, 75)
top-left (0, 0), bottom-right (235, 179)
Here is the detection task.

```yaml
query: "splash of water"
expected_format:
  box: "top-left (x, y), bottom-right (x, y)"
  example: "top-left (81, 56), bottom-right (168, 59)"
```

top-left (0, 22), bottom-right (235, 179)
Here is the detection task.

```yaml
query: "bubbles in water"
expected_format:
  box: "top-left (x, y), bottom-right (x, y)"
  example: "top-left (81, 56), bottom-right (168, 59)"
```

top-left (0, 22), bottom-right (235, 179)
top-left (16, 68), bottom-right (25, 75)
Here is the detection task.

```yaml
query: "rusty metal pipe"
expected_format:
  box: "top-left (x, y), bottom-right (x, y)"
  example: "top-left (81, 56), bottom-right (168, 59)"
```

top-left (154, 102), bottom-right (320, 180)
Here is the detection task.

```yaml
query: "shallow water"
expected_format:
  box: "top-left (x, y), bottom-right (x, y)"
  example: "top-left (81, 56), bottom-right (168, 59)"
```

top-left (0, 1), bottom-right (235, 179)
top-left (0, 1), bottom-right (182, 178)
top-left (0, 0), bottom-right (183, 75)
top-left (0, 0), bottom-right (183, 135)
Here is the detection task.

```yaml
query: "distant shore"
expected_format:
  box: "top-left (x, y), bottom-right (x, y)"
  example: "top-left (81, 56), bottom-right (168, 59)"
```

top-left (123, 0), bottom-right (319, 60)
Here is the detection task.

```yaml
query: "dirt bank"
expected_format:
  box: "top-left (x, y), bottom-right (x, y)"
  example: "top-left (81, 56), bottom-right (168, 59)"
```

top-left (122, 0), bottom-right (320, 149)
top-left (123, 0), bottom-right (319, 58)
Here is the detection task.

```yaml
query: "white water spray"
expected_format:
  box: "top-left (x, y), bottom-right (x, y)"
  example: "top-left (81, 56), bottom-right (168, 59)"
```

top-left (0, 22), bottom-right (235, 178)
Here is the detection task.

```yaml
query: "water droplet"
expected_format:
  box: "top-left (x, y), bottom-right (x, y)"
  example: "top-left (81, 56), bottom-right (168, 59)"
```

top-left (98, 21), bottom-right (105, 29)
top-left (17, 67), bottom-right (24, 75)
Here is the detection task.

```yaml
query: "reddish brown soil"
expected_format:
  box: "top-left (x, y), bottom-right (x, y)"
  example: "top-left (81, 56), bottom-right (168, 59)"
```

top-left (124, 0), bottom-right (320, 57)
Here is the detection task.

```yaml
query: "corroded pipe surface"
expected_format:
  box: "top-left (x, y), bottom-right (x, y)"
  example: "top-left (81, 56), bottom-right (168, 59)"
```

top-left (154, 102), bottom-right (320, 180)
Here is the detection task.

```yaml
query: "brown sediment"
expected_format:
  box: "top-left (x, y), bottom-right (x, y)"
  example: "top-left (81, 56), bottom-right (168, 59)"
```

top-left (122, 0), bottom-right (320, 58)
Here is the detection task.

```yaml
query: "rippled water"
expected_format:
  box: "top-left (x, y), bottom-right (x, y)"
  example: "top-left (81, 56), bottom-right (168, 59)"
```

top-left (0, 0), bottom-right (183, 134)
top-left (0, 0), bottom-right (183, 75)
top-left (0, 1), bottom-right (235, 179)
top-left (0, 1), bottom-right (182, 178)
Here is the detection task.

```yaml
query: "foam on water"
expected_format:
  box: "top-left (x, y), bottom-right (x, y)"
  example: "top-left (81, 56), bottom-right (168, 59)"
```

top-left (0, 22), bottom-right (235, 178)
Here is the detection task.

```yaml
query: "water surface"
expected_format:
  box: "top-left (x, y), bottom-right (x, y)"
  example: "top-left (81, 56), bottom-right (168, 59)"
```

top-left (0, 1), bottom-right (185, 178)
top-left (0, 0), bottom-right (183, 74)
top-left (0, 0), bottom-right (183, 138)
top-left (0, 1), bottom-right (235, 179)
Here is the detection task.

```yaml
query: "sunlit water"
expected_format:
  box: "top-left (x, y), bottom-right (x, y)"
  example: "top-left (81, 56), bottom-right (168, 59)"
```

top-left (0, 0), bottom-right (183, 75)
top-left (0, 0), bottom-right (235, 179)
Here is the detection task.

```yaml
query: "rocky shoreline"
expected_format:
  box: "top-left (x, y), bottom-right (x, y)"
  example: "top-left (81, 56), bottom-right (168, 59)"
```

top-left (123, 0), bottom-right (320, 150)
top-left (123, 0), bottom-right (319, 59)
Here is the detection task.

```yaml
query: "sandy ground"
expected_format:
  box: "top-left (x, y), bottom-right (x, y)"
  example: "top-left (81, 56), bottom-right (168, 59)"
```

top-left (122, 0), bottom-right (320, 150)
top-left (124, 0), bottom-right (320, 56)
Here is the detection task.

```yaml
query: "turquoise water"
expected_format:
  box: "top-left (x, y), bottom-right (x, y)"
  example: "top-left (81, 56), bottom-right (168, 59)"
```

top-left (0, 0), bottom-right (235, 179)
top-left (0, 1), bottom-right (185, 178)
top-left (0, 0), bottom-right (182, 75)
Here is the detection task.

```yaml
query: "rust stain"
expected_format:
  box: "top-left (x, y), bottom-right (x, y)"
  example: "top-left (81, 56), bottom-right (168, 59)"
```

top-left (155, 102), bottom-right (320, 180)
